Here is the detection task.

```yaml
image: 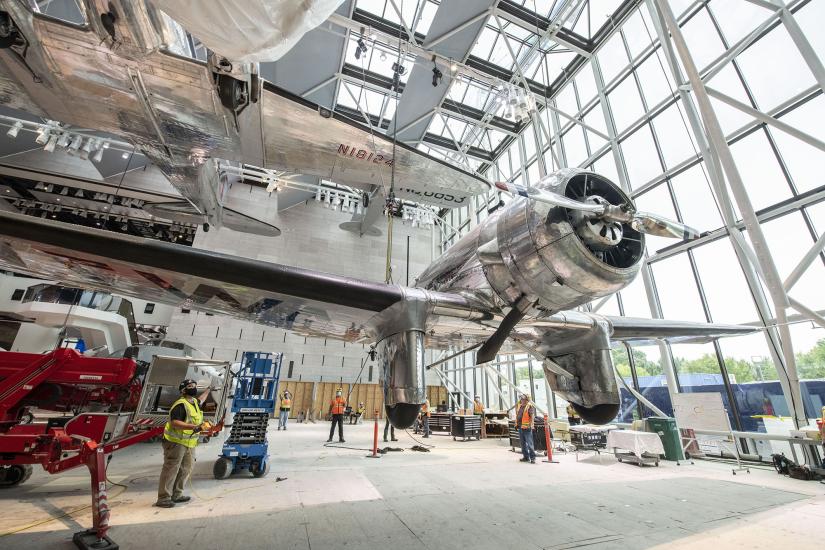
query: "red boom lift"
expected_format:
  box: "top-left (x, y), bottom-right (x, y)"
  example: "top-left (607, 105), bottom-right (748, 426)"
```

top-left (0, 348), bottom-right (219, 549)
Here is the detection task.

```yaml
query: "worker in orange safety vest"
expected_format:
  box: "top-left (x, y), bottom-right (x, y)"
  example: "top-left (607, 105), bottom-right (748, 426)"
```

top-left (327, 388), bottom-right (347, 443)
top-left (515, 394), bottom-right (536, 464)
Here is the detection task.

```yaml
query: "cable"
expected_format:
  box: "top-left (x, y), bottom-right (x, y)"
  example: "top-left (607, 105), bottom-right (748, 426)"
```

top-left (0, 474), bottom-right (130, 537)
top-left (404, 428), bottom-right (435, 448)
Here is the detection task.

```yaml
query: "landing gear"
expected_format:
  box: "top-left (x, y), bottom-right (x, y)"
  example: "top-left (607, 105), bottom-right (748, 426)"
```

top-left (216, 74), bottom-right (248, 113)
top-left (0, 464), bottom-right (32, 487)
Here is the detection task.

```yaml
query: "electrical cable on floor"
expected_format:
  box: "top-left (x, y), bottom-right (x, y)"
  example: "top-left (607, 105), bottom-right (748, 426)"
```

top-left (404, 428), bottom-right (435, 450)
top-left (0, 474), bottom-right (130, 537)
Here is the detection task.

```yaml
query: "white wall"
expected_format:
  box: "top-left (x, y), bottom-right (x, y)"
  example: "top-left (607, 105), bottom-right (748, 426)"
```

top-left (165, 185), bottom-right (440, 385)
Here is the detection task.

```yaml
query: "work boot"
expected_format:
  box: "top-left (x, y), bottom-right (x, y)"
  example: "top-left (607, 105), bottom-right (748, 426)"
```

top-left (277, 427), bottom-right (281, 431)
top-left (326, 439), bottom-right (333, 443)
top-left (519, 458), bottom-right (530, 462)
top-left (530, 460), bottom-right (536, 464)
top-left (339, 439), bottom-right (346, 443)
top-left (155, 500), bottom-right (175, 508)
top-left (391, 438), bottom-right (398, 441)
top-left (172, 495), bottom-right (191, 503)
top-left (383, 438), bottom-right (388, 442)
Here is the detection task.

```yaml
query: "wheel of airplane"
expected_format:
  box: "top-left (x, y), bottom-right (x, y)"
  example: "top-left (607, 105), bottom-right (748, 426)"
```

top-left (570, 402), bottom-right (620, 425)
top-left (385, 403), bottom-right (422, 430)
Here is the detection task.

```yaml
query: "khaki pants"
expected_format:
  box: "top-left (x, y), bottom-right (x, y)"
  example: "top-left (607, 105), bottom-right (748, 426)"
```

top-left (157, 439), bottom-right (194, 503)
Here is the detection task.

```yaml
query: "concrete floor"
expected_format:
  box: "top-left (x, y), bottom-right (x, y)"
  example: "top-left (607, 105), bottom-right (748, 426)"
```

top-left (1, 421), bottom-right (821, 549)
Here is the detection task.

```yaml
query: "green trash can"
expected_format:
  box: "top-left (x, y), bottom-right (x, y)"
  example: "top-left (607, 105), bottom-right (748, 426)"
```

top-left (647, 417), bottom-right (685, 461)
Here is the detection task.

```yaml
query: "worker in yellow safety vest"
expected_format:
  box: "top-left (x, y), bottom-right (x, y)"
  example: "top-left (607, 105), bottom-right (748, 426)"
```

top-left (156, 378), bottom-right (211, 508)
top-left (278, 391), bottom-right (292, 431)
top-left (327, 389), bottom-right (347, 443)
top-left (516, 394), bottom-right (536, 464)
top-left (566, 403), bottom-right (581, 426)
top-left (351, 402), bottom-right (366, 424)
top-left (421, 399), bottom-right (431, 438)
top-left (473, 395), bottom-right (486, 439)
top-left (820, 406), bottom-right (825, 448)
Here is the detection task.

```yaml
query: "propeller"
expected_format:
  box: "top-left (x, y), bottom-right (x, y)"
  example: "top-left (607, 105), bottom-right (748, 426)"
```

top-left (495, 181), bottom-right (700, 241)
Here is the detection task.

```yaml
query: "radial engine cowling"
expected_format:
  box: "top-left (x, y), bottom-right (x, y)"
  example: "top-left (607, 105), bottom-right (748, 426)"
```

top-left (480, 170), bottom-right (644, 311)
top-left (418, 169), bottom-right (645, 313)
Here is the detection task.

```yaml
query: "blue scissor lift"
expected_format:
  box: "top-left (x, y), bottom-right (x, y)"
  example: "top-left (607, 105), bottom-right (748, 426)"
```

top-left (213, 352), bottom-right (282, 479)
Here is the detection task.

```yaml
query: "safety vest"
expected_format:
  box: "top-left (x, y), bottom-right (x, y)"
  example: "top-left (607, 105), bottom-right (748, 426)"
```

top-left (163, 396), bottom-right (203, 448)
top-left (422, 400), bottom-right (430, 417)
top-left (281, 398), bottom-right (291, 410)
top-left (331, 396), bottom-right (346, 415)
top-left (473, 401), bottom-right (484, 414)
top-left (517, 402), bottom-right (534, 429)
top-left (357, 406), bottom-right (365, 414)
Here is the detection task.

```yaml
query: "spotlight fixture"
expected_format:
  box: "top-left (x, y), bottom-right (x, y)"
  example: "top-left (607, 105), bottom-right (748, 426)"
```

top-left (78, 138), bottom-right (95, 160)
top-left (121, 152), bottom-right (129, 159)
top-left (314, 187), bottom-right (322, 202)
top-left (43, 134), bottom-right (58, 153)
top-left (391, 62), bottom-right (406, 92)
top-left (450, 60), bottom-right (458, 73)
top-left (35, 126), bottom-right (51, 145)
top-left (44, 183), bottom-right (53, 193)
top-left (56, 132), bottom-right (71, 148)
top-left (67, 134), bottom-right (83, 154)
top-left (92, 145), bottom-right (105, 163)
top-left (379, 51), bottom-right (387, 62)
top-left (354, 35), bottom-right (368, 60)
top-left (431, 56), bottom-right (442, 88)
top-left (6, 121), bottom-right (22, 138)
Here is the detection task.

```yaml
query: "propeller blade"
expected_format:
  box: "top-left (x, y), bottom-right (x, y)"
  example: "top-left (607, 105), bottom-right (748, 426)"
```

top-left (494, 182), bottom-right (604, 214)
top-left (631, 211), bottom-right (700, 240)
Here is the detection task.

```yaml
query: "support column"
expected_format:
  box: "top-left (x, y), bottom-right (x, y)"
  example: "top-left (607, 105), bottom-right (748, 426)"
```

top-left (651, 0), bottom-right (806, 427)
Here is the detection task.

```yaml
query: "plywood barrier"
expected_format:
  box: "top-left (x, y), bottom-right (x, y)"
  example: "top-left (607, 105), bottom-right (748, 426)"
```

top-left (274, 382), bottom-right (446, 420)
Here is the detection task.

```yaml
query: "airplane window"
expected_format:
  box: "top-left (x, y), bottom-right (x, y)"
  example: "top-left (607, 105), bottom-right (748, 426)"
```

top-left (32, 0), bottom-right (87, 26)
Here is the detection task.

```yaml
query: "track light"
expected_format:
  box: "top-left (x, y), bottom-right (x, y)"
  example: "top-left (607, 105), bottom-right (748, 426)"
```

top-left (60, 187), bottom-right (68, 196)
top-left (92, 145), bottom-right (104, 163)
top-left (392, 62), bottom-right (405, 92)
top-left (432, 66), bottom-right (442, 87)
top-left (78, 138), bottom-right (94, 160)
top-left (315, 188), bottom-right (321, 202)
top-left (56, 132), bottom-right (70, 148)
top-left (450, 60), bottom-right (457, 73)
top-left (354, 36), bottom-right (368, 60)
top-left (35, 126), bottom-right (51, 145)
top-left (6, 121), bottom-right (22, 138)
top-left (43, 134), bottom-right (58, 153)
top-left (379, 51), bottom-right (387, 62)
top-left (44, 183), bottom-right (53, 193)
top-left (67, 134), bottom-right (83, 153)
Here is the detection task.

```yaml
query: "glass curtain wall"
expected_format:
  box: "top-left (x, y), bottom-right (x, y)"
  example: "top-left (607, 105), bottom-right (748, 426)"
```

top-left (436, 0), bottom-right (825, 431)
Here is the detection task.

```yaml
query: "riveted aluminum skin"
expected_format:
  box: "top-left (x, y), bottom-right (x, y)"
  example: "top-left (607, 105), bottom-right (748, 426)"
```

top-left (417, 169), bottom-right (643, 314)
top-left (378, 330), bottom-right (427, 407)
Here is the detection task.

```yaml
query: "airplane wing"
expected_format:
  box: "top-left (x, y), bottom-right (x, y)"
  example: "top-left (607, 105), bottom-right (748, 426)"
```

top-left (0, 211), bottom-right (755, 350)
top-left (0, 211), bottom-right (489, 344)
top-left (606, 315), bottom-right (756, 344)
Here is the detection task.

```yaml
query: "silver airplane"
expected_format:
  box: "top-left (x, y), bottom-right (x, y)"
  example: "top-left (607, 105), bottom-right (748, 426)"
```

top-left (0, 1), bottom-right (488, 235)
top-left (0, 168), bottom-right (754, 428)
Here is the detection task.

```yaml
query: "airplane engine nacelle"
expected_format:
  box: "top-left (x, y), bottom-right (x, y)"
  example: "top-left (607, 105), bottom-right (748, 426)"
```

top-left (479, 170), bottom-right (644, 311)
top-left (418, 169), bottom-right (644, 314)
